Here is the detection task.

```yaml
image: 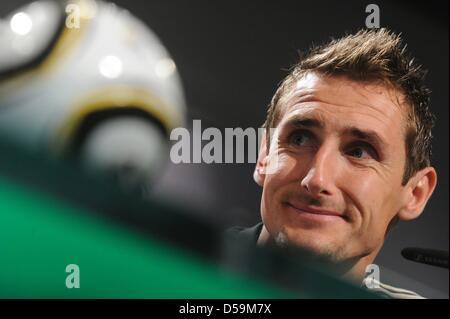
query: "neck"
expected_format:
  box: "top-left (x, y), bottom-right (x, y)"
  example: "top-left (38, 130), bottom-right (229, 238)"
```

top-left (257, 225), bottom-right (381, 284)
top-left (336, 251), bottom-right (380, 283)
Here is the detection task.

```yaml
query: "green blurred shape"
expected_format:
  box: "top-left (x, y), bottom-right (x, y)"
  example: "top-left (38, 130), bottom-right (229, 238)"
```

top-left (0, 138), bottom-right (376, 299)
top-left (0, 175), bottom-right (290, 298)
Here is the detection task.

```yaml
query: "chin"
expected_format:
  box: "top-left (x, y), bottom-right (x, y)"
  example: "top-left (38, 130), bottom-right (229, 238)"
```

top-left (280, 227), bottom-right (348, 262)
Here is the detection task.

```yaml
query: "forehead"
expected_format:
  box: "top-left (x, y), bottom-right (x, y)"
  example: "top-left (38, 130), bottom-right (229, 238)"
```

top-left (278, 73), bottom-right (408, 137)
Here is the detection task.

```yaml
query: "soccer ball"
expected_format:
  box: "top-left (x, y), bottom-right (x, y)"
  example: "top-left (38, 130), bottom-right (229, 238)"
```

top-left (0, 0), bottom-right (186, 189)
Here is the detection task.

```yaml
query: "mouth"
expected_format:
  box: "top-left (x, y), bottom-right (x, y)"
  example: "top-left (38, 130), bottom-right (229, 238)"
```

top-left (284, 201), bottom-right (348, 222)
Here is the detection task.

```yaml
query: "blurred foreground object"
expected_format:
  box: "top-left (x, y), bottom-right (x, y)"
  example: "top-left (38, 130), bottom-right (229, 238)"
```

top-left (0, 0), bottom-right (186, 190)
top-left (0, 138), bottom-right (376, 298)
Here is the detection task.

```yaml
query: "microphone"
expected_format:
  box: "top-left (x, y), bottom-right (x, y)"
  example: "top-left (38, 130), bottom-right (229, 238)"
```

top-left (401, 247), bottom-right (449, 269)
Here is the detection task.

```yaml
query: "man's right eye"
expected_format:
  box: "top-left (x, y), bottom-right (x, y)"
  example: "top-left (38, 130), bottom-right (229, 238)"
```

top-left (288, 131), bottom-right (311, 146)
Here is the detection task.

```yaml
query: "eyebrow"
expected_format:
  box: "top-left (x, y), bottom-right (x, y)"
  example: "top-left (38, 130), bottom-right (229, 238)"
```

top-left (284, 116), bottom-right (386, 149)
top-left (344, 127), bottom-right (386, 149)
top-left (285, 117), bottom-right (323, 129)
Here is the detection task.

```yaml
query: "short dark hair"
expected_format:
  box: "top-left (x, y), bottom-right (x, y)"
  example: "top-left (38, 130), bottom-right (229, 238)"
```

top-left (264, 28), bottom-right (435, 184)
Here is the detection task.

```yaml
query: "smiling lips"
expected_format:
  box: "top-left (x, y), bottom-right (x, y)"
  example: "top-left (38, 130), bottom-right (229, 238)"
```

top-left (285, 201), bottom-right (347, 221)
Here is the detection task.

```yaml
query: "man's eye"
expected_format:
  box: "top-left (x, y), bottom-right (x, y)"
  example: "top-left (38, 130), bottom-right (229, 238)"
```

top-left (346, 144), bottom-right (378, 160)
top-left (348, 147), bottom-right (366, 158)
top-left (289, 131), bottom-right (310, 146)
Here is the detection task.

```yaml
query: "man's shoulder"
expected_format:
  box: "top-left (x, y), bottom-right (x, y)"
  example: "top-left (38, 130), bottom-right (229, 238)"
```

top-left (362, 278), bottom-right (426, 299)
top-left (225, 222), bottom-right (263, 245)
top-left (225, 223), bottom-right (426, 299)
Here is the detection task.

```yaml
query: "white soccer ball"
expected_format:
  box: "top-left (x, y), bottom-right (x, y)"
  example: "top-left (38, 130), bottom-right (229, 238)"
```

top-left (0, 0), bottom-right (187, 189)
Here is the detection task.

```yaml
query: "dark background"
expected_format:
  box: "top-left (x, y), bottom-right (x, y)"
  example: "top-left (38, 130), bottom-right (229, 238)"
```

top-left (1, 0), bottom-right (448, 297)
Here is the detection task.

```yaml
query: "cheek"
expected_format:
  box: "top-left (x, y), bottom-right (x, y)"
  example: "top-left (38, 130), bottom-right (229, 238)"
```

top-left (263, 153), bottom-right (302, 191)
top-left (347, 176), bottom-right (380, 206)
top-left (342, 171), bottom-right (400, 233)
top-left (261, 154), bottom-right (301, 222)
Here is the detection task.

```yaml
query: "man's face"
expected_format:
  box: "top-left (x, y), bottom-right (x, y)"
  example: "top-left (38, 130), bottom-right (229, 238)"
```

top-left (259, 72), bottom-right (409, 262)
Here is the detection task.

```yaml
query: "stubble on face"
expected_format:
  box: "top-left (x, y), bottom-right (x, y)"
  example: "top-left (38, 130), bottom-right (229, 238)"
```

top-left (259, 73), bottom-right (409, 269)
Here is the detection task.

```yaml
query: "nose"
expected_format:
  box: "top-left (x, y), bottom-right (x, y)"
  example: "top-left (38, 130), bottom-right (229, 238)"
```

top-left (300, 142), bottom-right (338, 197)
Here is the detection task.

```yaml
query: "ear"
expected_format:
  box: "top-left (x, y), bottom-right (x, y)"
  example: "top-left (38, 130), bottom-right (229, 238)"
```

top-left (253, 130), bottom-right (269, 187)
top-left (398, 166), bottom-right (437, 221)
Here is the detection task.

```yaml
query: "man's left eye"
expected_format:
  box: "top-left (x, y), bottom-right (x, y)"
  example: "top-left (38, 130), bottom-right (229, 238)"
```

top-left (348, 147), bottom-right (367, 158)
top-left (346, 144), bottom-right (377, 160)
